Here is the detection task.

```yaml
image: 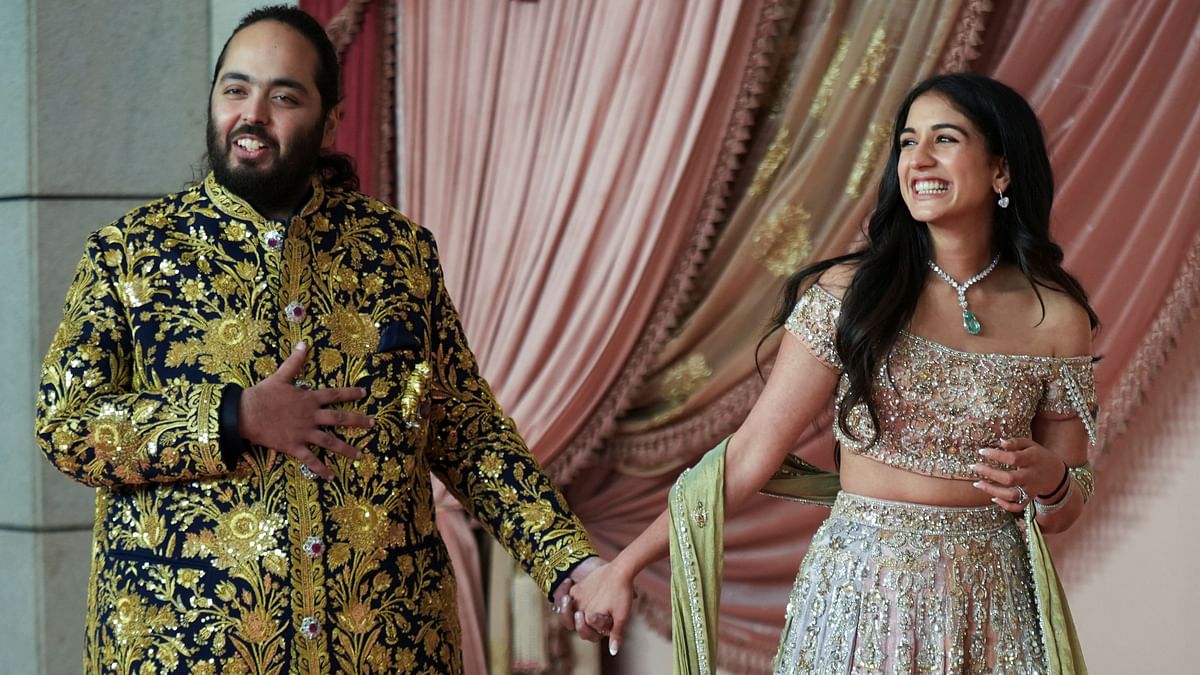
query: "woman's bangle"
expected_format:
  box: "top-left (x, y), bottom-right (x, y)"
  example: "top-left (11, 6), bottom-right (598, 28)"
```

top-left (1068, 463), bottom-right (1095, 503)
top-left (1034, 480), bottom-right (1073, 516)
top-left (1038, 462), bottom-right (1070, 500)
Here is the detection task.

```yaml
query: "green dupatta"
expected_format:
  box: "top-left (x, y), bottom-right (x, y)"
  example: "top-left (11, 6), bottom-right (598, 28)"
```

top-left (668, 437), bottom-right (1086, 674)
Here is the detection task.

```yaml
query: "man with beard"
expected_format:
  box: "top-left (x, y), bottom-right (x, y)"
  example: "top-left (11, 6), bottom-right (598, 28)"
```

top-left (36, 6), bottom-right (606, 673)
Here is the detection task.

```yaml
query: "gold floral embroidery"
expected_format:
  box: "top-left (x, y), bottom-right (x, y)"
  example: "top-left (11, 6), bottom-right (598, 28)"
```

top-left (848, 24), bottom-right (889, 89)
top-left (810, 34), bottom-right (850, 119)
top-left (751, 203), bottom-right (813, 276)
top-left (846, 122), bottom-right (892, 198)
top-left (331, 497), bottom-right (393, 552)
top-left (324, 308), bottom-right (379, 357)
top-left (183, 503), bottom-right (287, 573)
top-left (661, 352), bottom-right (712, 405)
top-left (39, 176), bottom-right (596, 673)
top-left (749, 127), bottom-right (791, 197)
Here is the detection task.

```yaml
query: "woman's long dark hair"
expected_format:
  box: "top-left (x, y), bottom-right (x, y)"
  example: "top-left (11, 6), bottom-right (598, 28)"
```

top-left (768, 73), bottom-right (1099, 446)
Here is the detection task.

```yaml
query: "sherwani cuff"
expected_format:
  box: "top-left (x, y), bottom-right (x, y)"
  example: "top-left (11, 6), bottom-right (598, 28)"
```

top-left (537, 540), bottom-right (599, 602)
top-left (218, 383), bottom-right (252, 469)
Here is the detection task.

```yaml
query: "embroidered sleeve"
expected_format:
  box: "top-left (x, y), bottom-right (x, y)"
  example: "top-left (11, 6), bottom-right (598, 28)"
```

top-left (785, 284), bottom-right (843, 370)
top-left (1038, 358), bottom-right (1098, 446)
top-left (35, 228), bottom-right (230, 488)
top-left (419, 228), bottom-right (596, 598)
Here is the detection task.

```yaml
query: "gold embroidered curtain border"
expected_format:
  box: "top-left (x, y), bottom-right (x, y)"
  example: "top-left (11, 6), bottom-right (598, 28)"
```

top-left (546, 0), bottom-right (794, 485)
top-left (937, 0), bottom-right (992, 71)
top-left (1095, 230), bottom-right (1200, 456)
top-left (377, 0), bottom-right (396, 206)
top-left (326, 0), bottom-right (372, 57)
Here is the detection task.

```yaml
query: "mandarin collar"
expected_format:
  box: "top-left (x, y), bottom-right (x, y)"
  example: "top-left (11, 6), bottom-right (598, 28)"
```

top-left (204, 171), bottom-right (325, 224)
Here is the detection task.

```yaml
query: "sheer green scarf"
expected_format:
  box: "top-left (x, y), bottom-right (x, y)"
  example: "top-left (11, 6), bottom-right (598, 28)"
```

top-left (668, 437), bottom-right (1085, 674)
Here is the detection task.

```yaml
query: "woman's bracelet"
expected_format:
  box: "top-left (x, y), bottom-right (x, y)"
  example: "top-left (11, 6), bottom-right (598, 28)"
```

top-left (1068, 462), bottom-right (1095, 503)
top-left (1034, 480), bottom-right (1073, 516)
top-left (1038, 463), bottom-right (1070, 500)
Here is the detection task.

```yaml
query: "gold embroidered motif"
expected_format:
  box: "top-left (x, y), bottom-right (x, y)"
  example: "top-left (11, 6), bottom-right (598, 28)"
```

top-left (752, 203), bottom-right (813, 276)
top-left (749, 127), bottom-right (791, 198)
top-left (661, 353), bottom-right (713, 405)
top-left (848, 25), bottom-right (889, 89)
top-left (845, 121), bottom-right (892, 198)
top-left (809, 34), bottom-right (851, 120)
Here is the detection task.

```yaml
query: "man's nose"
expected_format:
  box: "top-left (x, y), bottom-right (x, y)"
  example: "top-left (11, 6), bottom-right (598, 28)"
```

top-left (242, 94), bottom-right (270, 126)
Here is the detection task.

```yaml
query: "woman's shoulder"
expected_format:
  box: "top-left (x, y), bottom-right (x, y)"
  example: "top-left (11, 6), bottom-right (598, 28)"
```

top-left (812, 262), bottom-right (857, 301)
top-left (1034, 283), bottom-right (1094, 356)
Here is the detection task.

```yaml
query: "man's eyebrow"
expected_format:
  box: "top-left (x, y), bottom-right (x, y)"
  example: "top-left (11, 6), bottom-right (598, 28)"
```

top-left (218, 72), bottom-right (309, 93)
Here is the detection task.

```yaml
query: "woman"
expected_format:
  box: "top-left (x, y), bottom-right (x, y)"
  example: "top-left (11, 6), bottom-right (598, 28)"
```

top-left (569, 73), bottom-right (1097, 673)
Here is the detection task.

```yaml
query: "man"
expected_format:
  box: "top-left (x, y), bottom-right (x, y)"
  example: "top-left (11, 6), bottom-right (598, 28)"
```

top-left (36, 7), bottom-right (605, 673)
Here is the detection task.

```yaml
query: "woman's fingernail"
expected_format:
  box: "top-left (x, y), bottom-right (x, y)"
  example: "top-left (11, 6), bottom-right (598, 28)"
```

top-left (574, 611), bottom-right (583, 626)
top-left (992, 498), bottom-right (1002, 505)
top-left (978, 448), bottom-right (990, 455)
top-left (560, 595), bottom-right (571, 609)
top-left (295, 341), bottom-right (307, 351)
top-left (973, 481), bottom-right (985, 489)
top-left (610, 640), bottom-right (620, 656)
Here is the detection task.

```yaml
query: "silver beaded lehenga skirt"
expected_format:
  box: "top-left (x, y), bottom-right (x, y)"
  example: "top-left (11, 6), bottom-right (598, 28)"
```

top-left (773, 492), bottom-right (1045, 675)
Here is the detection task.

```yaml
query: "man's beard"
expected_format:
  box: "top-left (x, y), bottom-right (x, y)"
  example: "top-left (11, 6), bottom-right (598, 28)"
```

top-left (207, 116), bottom-right (324, 217)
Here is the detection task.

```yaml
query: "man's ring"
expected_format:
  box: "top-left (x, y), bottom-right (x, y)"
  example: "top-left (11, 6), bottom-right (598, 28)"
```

top-left (1014, 485), bottom-right (1029, 504)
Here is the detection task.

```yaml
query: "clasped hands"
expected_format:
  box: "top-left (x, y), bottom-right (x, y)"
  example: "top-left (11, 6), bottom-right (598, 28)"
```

top-left (970, 437), bottom-right (1067, 512)
top-left (238, 342), bottom-right (373, 478)
top-left (553, 556), bottom-right (636, 656)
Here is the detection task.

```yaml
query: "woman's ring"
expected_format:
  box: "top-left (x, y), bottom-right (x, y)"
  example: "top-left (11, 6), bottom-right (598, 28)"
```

top-left (1014, 485), bottom-right (1029, 504)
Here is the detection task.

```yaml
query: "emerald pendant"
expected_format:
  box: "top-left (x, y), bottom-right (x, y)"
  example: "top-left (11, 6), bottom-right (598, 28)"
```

top-left (963, 309), bottom-right (981, 335)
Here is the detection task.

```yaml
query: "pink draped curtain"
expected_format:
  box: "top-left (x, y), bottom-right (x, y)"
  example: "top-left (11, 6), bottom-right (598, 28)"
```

top-left (394, 0), bottom-right (779, 480)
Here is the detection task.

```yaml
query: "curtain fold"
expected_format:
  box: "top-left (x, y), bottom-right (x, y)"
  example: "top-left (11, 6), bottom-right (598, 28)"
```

top-left (394, 0), bottom-right (783, 484)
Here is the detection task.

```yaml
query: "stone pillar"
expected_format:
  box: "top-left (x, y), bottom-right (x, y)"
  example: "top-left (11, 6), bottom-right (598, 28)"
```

top-left (0, 1), bottom-right (289, 672)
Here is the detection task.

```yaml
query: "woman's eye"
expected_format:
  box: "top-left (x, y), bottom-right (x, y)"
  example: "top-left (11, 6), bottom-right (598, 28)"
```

top-left (936, 134), bottom-right (958, 143)
top-left (899, 138), bottom-right (916, 148)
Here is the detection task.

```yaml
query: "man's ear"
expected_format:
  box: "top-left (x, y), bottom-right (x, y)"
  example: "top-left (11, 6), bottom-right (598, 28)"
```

top-left (321, 104), bottom-right (342, 150)
top-left (992, 156), bottom-right (1011, 194)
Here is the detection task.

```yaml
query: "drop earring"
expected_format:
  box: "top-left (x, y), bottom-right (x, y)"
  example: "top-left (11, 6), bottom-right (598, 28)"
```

top-left (997, 192), bottom-right (1010, 209)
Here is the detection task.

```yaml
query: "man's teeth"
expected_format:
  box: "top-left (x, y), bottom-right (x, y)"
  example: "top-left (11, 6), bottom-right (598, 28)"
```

top-left (914, 180), bottom-right (948, 195)
top-left (236, 138), bottom-right (265, 151)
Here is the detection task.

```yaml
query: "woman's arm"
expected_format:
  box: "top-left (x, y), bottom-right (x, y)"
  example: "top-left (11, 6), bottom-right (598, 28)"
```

top-left (569, 331), bottom-right (840, 653)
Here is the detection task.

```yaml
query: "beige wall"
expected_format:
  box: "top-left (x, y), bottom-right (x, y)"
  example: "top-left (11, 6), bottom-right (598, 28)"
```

top-left (0, 2), bottom-right (290, 673)
top-left (615, 313), bottom-right (1200, 673)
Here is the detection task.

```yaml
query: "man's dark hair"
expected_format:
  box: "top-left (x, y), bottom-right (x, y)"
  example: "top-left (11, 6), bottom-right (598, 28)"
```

top-left (211, 5), bottom-right (359, 190)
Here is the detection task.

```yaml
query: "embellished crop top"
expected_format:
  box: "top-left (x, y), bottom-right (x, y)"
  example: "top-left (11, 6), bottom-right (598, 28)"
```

top-left (786, 284), bottom-right (1097, 480)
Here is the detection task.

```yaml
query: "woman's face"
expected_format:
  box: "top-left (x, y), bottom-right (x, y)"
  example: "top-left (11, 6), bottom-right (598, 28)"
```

top-left (897, 93), bottom-right (1008, 229)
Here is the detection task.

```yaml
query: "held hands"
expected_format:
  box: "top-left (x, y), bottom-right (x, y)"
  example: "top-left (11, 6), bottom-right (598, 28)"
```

top-left (971, 437), bottom-right (1066, 513)
top-left (238, 342), bottom-right (374, 478)
top-left (563, 557), bottom-right (637, 656)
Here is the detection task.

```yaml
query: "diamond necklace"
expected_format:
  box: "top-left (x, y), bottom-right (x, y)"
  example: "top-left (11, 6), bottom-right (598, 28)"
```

top-left (927, 254), bottom-right (1001, 335)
